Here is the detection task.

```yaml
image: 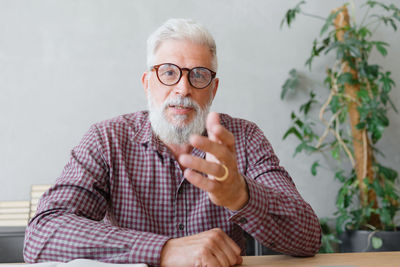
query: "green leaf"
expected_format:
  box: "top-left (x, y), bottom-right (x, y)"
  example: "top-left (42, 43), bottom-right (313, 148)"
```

top-left (299, 91), bottom-right (317, 115)
top-left (305, 37), bottom-right (331, 70)
top-left (393, 7), bottom-right (400, 23)
top-left (371, 236), bottom-right (383, 249)
top-left (365, 1), bottom-right (379, 9)
top-left (294, 117), bottom-right (304, 128)
top-left (379, 71), bottom-right (395, 93)
top-left (388, 98), bottom-right (398, 113)
top-left (348, 44), bottom-right (362, 58)
top-left (379, 208), bottom-right (392, 226)
top-left (337, 73), bottom-right (357, 85)
top-left (372, 179), bottom-right (384, 197)
top-left (311, 161), bottom-right (319, 176)
top-left (320, 231), bottom-right (341, 253)
top-left (377, 111), bottom-right (389, 127)
top-left (357, 106), bottom-right (368, 122)
top-left (365, 0), bottom-right (391, 11)
top-left (371, 15), bottom-right (398, 31)
top-left (356, 122), bottom-right (366, 130)
top-left (334, 171), bottom-right (346, 183)
top-left (357, 89), bottom-right (370, 102)
top-left (335, 214), bottom-right (350, 234)
top-left (281, 0), bottom-right (306, 28)
top-left (293, 142), bottom-right (317, 157)
top-left (375, 41), bottom-right (389, 56)
top-left (331, 145), bottom-right (340, 160)
top-left (283, 127), bottom-right (303, 141)
top-left (281, 69), bottom-right (299, 99)
top-left (377, 164), bottom-right (398, 182)
top-left (366, 64), bottom-right (379, 80)
top-left (358, 27), bottom-right (372, 38)
top-left (329, 95), bottom-right (340, 113)
top-left (389, 18), bottom-right (398, 31)
top-left (324, 71), bottom-right (332, 87)
top-left (320, 9), bottom-right (341, 36)
top-left (339, 107), bottom-right (348, 123)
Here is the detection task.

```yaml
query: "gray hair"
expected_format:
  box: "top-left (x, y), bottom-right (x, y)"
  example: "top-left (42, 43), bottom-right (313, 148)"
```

top-left (146, 18), bottom-right (218, 71)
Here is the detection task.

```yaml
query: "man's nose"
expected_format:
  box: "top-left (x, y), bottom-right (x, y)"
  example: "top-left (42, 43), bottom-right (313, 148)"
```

top-left (173, 71), bottom-right (193, 96)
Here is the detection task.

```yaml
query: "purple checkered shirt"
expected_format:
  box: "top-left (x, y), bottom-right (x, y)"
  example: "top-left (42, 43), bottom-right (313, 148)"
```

top-left (24, 111), bottom-right (321, 266)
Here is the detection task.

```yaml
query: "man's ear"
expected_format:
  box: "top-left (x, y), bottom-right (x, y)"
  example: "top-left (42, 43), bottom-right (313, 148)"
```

top-left (211, 78), bottom-right (219, 100)
top-left (141, 72), bottom-right (149, 95)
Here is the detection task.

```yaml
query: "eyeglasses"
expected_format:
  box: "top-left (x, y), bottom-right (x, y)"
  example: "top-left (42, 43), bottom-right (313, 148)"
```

top-left (150, 63), bottom-right (216, 89)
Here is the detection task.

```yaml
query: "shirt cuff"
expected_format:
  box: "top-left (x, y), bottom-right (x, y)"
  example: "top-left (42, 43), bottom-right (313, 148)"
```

top-left (227, 175), bottom-right (269, 231)
top-left (126, 230), bottom-right (171, 266)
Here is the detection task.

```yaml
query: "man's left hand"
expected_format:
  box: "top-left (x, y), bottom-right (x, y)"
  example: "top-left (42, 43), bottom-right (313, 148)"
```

top-left (178, 112), bottom-right (249, 211)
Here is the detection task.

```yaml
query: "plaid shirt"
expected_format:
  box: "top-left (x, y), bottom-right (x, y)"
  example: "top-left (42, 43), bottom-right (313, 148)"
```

top-left (24, 111), bottom-right (321, 266)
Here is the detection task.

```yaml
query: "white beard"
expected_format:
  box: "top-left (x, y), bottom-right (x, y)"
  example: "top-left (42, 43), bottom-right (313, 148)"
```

top-left (147, 92), bottom-right (212, 145)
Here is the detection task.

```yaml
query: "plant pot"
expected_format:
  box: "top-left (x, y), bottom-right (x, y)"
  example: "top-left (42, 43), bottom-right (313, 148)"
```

top-left (339, 229), bottom-right (400, 252)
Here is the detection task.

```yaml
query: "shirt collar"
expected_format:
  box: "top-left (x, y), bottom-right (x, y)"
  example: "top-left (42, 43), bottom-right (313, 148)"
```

top-left (131, 111), bottom-right (206, 159)
top-left (131, 112), bottom-right (153, 144)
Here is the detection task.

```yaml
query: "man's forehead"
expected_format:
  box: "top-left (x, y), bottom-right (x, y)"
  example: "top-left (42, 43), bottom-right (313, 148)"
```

top-left (153, 39), bottom-right (213, 68)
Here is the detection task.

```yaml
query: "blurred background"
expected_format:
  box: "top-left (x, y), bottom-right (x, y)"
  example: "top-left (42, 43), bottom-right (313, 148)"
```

top-left (1, 0), bottom-right (399, 220)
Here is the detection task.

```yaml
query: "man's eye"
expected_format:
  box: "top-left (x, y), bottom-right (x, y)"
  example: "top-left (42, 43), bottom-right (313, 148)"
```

top-left (193, 72), bottom-right (204, 79)
top-left (161, 70), bottom-right (176, 76)
top-left (192, 69), bottom-right (209, 80)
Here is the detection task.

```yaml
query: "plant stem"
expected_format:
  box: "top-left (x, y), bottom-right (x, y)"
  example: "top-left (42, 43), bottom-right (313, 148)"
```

top-left (362, 130), bottom-right (368, 180)
top-left (371, 20), bottom-right (382, 36)
top-left (329, 126), bottom-right (355, 167)
top-left (301, 11), bottom-right (326, 21)
top-left (360, 6), bottom-right (371, 28)
top-left (350, 0), bottom-right (357, 27)
top-left (364, 18), bottom-right (380, 30)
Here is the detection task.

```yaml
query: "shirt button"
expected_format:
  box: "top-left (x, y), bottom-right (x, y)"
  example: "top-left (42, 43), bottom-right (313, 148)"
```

top-left (178, 223), bottom-right (184, 230)
top-left (238, 217), bottom-right (248, 224)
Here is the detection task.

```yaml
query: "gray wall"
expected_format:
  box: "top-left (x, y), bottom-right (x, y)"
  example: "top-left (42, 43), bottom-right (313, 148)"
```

top-left (1, 0), bottom-right (399, 219)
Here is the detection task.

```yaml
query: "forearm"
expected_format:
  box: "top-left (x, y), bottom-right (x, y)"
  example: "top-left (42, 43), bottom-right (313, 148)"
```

top-left (24, 212), bottom-right (170, 265)
top-left (230, 177), bottom-right (321, 256)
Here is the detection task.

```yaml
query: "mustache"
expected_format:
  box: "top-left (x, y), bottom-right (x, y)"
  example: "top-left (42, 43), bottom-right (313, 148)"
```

top-left (162, 97), bottom-right (200, 111)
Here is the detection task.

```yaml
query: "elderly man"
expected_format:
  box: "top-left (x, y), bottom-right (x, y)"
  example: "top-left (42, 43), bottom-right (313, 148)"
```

top-left (24, 18), bottom-right (321, 266)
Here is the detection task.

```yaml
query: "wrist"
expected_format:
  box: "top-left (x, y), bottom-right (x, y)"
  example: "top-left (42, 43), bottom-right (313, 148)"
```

top-left (160, 238), bottom-right (175, 267)
top-left (227, 175), bottom-right (249, 211)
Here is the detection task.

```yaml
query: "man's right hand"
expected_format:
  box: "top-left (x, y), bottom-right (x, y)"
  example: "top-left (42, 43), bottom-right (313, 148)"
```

top-left (160, 228), bottom-right (243, 267)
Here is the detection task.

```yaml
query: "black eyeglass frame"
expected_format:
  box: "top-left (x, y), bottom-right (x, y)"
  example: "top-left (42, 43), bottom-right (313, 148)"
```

top-left (150, 63), bottom-right (217, 89)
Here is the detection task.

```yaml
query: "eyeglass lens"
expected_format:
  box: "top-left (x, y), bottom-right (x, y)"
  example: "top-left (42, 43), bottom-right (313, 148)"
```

top-left (156, 63), bottom-right (213, 89)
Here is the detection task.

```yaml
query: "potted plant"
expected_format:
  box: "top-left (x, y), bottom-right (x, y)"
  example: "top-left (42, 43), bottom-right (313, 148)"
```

top-left (280, 0), bottom-right (400, 252)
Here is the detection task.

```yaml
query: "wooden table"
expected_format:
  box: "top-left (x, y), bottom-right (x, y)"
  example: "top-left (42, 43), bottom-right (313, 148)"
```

top-left (241, 251), bottom-right (400, 267)
top-left (2, 252), bottom-right (399, 266)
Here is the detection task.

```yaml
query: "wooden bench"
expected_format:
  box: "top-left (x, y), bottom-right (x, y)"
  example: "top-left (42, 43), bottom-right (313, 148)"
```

top-left (29, 184), bottom-right (52, 220)
top-left (0, 201), bottom-right (30, 227)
